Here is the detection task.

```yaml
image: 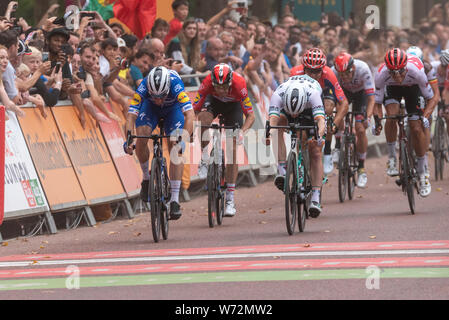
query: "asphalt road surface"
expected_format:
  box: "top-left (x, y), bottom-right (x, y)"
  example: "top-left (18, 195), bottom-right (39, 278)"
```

top-left (1, 155), bottom-right (448, 305)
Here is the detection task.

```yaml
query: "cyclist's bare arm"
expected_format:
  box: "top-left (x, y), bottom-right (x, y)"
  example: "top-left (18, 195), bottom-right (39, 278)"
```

top-left (366, 95), bottom-right (376, 121)
top-left (423, 82), bottom-right (440, 118)
top-left (242, 111), bottom-right (255, 133)
top-left (334, 98), bottom-right (349, 128)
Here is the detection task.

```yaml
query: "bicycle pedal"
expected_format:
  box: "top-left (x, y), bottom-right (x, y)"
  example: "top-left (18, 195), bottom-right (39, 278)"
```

top-left (395, 179), bottom-right (402, 187)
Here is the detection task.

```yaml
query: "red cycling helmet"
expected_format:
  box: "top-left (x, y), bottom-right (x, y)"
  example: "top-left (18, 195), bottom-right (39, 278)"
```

top-left (385, 48), bottom-right (408, 70)
top-left (211, 63), bottom-right (233, 87)
top-left (334, 52), bottom-right (355, 73)
top-left (302, 48), bottom-right (327, 70)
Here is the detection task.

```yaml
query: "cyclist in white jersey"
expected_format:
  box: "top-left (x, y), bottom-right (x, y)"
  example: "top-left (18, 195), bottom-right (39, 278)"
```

top-left (265, 75), bottom-right (326, 217)
top-left (439, 50), bottom-right (449, 142)
top-left (374, 48), bottom-right (439, 198)
top-left (407, 46), bottom-right (440, 158)
top-left (332, 52), bottom-right (376, 189)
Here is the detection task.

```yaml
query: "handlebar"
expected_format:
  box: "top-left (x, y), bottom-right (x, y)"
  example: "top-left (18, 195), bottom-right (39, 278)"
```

top-left (265, 120), bottom-right (316, 139)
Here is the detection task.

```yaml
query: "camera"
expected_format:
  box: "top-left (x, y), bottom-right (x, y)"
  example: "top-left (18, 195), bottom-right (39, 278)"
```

top-left (80, 12), bottom-right (96, 19)
top-left (55, 62), bottom-right (62, 73)
top-left (237, 2), bottom-right (245, 7)
top-left (77, 71), bottom-right (87, 81)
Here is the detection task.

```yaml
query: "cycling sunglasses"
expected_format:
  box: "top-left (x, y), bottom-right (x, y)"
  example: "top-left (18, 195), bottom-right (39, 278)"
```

top-left (305, 67), bottom-right (323, 75)
top-left (389, 68), bottom-right (407, 76)
top-left (213, 83), bottom-right (230, 90)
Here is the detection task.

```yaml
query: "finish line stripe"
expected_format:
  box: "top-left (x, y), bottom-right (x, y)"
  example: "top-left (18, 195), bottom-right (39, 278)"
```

top-left (0, 268), bottom-right (448, 291)
top-left (1, 240), bottom-right (448, 262)
top-left (1, 249), bottom-right (449, 268)
top-left (1, 256), bottom-right (449, 279)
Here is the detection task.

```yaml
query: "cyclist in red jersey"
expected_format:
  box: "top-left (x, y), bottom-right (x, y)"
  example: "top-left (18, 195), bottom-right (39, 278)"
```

top-left (290, 48), bottom-right (349, 175)
top-left (194, 64), bottom-right (255, 217)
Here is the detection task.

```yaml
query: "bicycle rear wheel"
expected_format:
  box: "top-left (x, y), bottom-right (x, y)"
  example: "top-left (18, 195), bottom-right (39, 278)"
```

top-left (338, 136), bottom-right (347, 203)
top-left (285, 152), bottom-right (298, 236)
top-left (400, 141), bottom-right (415, 215)
top-left (434, 118), bottom-right (447, 181)
top-left (150, 158), bottom-right (162, 242)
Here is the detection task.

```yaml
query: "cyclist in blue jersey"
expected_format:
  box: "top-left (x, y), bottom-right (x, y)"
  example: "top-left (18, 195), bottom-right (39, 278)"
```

top-left (124, 66), bottom-right (194, 220)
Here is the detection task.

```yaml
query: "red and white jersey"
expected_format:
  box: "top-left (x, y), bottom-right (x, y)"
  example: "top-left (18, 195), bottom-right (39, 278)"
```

top-left (332, 59), bottom-right (375, 95)
top-left (193, 72), bottom-right (253, 115)
top-left (375, 55), bottom-right (434, 104)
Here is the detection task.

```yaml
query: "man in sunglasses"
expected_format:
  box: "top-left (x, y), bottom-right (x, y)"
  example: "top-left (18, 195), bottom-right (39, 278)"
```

top-left (194, 63), bottom-right (255, 217)
top-left (373, 48), bottom-right (439, 198)
top-left (332, 52), bottom-right (375, 189)
top-left (291, 48), bottom-right (349, 176)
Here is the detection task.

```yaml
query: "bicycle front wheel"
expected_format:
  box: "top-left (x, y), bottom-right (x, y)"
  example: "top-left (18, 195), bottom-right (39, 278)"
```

top-left (161, 162), bottom-right (170, 240)
top-left (338, 136), bottom-right (347, 203)
top-left (216, 150), bottom-right (226, 226)
top-left (285, 152), bottom-right (298, 236)
top-left (207, 161), bottom-right (217, 228)
top-left (150, 158), bottom-right (162, 242)
top-left (347, 137), bottom-right (357, 201)
top-left (400, 141), bottom-right (415, 215)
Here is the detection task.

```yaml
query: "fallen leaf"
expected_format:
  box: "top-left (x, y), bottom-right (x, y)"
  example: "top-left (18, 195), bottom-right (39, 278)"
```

top-left (357, 195), bottom-right (363, 199)
top-left (369, 235), bottom-right (377, 239)
top-left (436, 188), bottom-right (442, 192)
top-left (259, 210), bottom-right (266, 214)
top-left (1, 242), bottom-right (8, 247)
top-left (39, 245), bottom-right (45, 249)
top-left (259, 221), bottom-right (267, 224)
top-left (31, 261), bottom-right (39, 265)
top-left (108, 231), bottom-right (118, 235)
top-left (324, 230), bottom-right (331, 233)
top-left (303, 243), bottom-right (311, 247)
top-left (41, 241), bottom-right (48, 244)
top-left (134, 232), bottom-right (142, 237)
top-left (21, 239), bottom-right (29, 243)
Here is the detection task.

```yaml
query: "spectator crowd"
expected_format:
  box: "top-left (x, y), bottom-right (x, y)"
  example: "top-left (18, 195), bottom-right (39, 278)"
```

top-left (2, 0), bottom-right (449, 123)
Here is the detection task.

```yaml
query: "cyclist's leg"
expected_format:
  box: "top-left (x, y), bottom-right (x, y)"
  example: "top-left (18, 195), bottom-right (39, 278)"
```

top-left (163, 104), bottom-right (186, 218)
top-left (223, 102), bottom-right (244, 215)
top-left (306, 116), bottom-right (324, 216)
top-left (352, 91), bottom-right (369, 186)
top-left (197, 96), bottom-right (217, 179)
top-left (405, 86), bottom-right (431, 196)
top-left (323, 89), bottom-right (337, 173)
top-left (273, 112), bottom-right (289, 191)
top-left (276, 112), bottom-right (289, 176)
top-left (384, 86), bottom-right (401, 175)
top-left (135, 100), bottom-right (158, 201)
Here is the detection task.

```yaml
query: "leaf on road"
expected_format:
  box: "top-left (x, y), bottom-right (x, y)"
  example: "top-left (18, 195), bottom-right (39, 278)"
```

top-left (324, 230), bottom-right (331, 233)
top-left (303, 243), bottom-right (311, 247)
top-left (1, 242), bottom-right (8, 247)
top-left (259, 210), bottom-right (266, 214)
top-left (436, 188), bottom-right (442, 192)
top-left (108, 231), bottom-right (118, 235)
top-left (369, 235), bottom-right (377, 239)
top-left (134, 232), bottom-right (142, 237)
top-left (259, 221), bottom-right (267, 224)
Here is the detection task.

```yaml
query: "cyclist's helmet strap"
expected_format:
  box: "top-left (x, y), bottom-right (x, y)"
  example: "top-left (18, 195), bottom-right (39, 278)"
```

top-left (335, 52), bottom-right (354, 73)
top-left (303, 48), bottom-right (327, 70)
top-left (212, 63), bottom-right (233, 87)
top-left (147, 66), bottom-right (171, 97)
top-left (385, 48), bottom-right (408, 70)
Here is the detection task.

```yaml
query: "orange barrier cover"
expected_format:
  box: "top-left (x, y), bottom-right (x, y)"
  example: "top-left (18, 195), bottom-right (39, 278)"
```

top-left (99, 102), bottom-right (141, 195)
top-left (51, 106), bottom-right (125, 204)
top-left (18, 108), bottom-right (86, 210)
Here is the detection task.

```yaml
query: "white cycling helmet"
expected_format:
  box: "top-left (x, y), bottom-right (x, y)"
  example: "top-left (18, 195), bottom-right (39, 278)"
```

top-left (407, 46), bottom-right (424, 61)
top-left (440, 49), bottom-right (449, 66)
top-left (147, 66), bottom-right (171, 98)
top-left (283, 82), bottom-right (308, 117)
